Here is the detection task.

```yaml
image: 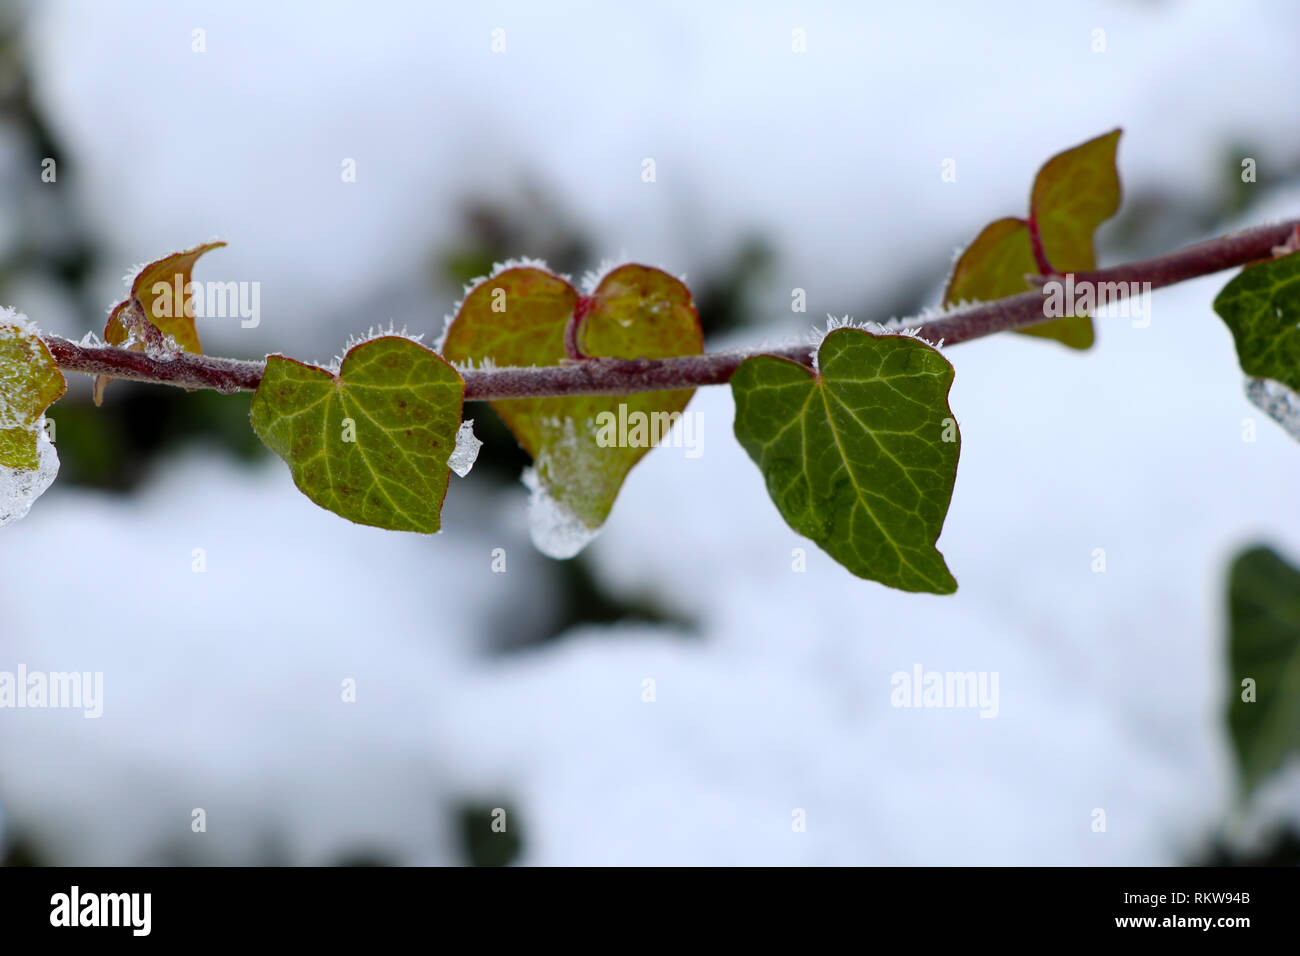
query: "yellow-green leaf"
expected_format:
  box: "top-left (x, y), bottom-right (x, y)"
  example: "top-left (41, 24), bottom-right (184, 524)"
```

top-left (1030, 129), bottom-right (1122, 274)
top-left (0, 316), bottom-right (65, 527)
top-left (944, 130), bottom-right (1122, 350)
top-left (945, 216), bottom-right (1035, 304)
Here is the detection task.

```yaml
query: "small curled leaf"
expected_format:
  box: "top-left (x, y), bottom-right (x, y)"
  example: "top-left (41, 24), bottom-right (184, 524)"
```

top-left (95, 241), bottom-right (226, 404)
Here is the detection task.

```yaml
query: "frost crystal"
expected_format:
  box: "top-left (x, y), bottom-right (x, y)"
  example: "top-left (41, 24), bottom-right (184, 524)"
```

top-left (522, 466), bottom-right (600, 559)
top-left (807, 315), bottom-right (944, 370)
top-left (579, 259), bottom-right (621, 295)
top-left (447, 419), bottom-right (483, 477)
top-left (0, 427), bottom-right (59, 529)
top-left (145, 332), bottom-right (183, 361)
top-left (332, 323), bottom-right (425, 370)
top-left (1246, 376), bottom-right (1300, 442)
top-left (435, 256), bottom-right (570, 353)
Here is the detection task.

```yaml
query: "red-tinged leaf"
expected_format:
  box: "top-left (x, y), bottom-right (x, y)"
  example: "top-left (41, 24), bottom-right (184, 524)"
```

top-left (943, 130), bottom-right (1122, 350)
top-left (945, 217), bottom-right (1036, 304)
top-left (1030, 129), bottom-right (1122, 274)
top-left (441, 264), bottom-right (703, 556)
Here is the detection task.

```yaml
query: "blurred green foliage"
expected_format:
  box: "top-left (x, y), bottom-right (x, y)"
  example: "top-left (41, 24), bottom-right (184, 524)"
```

top-left (1225, 545), bottom-right (1300, 800)
top-left (457, 802), bottom-right (522, 867)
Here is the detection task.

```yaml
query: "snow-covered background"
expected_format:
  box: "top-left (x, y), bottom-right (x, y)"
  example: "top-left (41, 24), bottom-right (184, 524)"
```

top-left (0, 0), bottom-right (1298, 864)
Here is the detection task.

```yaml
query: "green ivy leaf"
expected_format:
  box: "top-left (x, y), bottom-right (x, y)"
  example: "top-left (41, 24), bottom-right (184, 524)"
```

top-left (1226, 546), bottom-right (1300, 799)
top-left (944, 129), bottom-right (1122, 350)
top-left (0, 319), bottom-right (65, 471)
top-left (250, 336), bottom-right (464, 533)
top-left (441, 264), bottom-right (703, 550)
top-left (731, 328), bottom-right (959, 593)
top-left (1213, 251), bottom-right (1300, 397)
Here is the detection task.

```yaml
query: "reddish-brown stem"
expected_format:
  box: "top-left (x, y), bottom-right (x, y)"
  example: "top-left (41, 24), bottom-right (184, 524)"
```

top-left (1026, 214), bottom-right (1054, 276)
top-left (38, 220), bottom-right (1298, 401)
top-left (564, 295), bottom-right (594, 361)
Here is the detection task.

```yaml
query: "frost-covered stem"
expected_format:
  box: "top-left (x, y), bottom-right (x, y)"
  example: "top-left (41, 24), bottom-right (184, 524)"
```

top-left (44, 337), bottom-right (265, 393)
top-left (40, 220), bottom-right (1299, 400)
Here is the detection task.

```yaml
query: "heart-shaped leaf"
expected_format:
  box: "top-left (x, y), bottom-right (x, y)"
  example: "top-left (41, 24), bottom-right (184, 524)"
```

top-left (731, 327), bottom-right (959, 593)
top-left (95, 241), bottom-right (225, 404)
top-left (1029, 129), bottom-right (1122, 273)
top-left (250, 336), bottom-right (464, 533)
top-left (1214, 251), bottom-right (1300, 440)
top-left (1225, 545), bottom-right (1300, 798)
top-left (944, 129), bottom-right (1122, 350)
top-left (0, 314), bottom-right (66, 528)
top-left (440, 263), bottom-right (703, 556)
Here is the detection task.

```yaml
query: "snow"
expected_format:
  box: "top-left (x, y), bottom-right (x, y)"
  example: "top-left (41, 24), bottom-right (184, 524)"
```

top-left (447, 419), bottom-right (483, 477)
top-left (0, 453), bottom-right (557, 864)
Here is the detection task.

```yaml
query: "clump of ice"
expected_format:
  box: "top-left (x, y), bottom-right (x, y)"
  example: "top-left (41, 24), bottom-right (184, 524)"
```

top-left (522, 466), bottom-right (600, 559)
top-left (447, 419), bottom-right (483, 477)
top-left (0, 307), bottom-right (41, 340)
top-left (145, 332), bottom-right (183, 361)
top-left (1245, 376), bottom-right (1300, 442)
top-left (0, 427), bottom-right (59, 529)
